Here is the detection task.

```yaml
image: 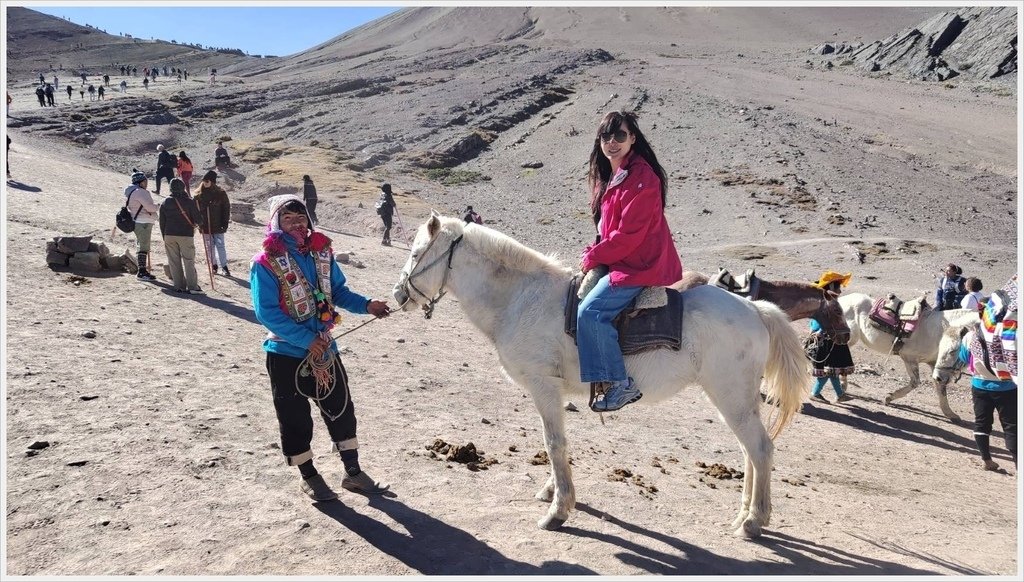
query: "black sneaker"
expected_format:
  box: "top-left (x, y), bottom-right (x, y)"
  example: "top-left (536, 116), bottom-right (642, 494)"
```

top-left (137, 271), bottom-right (156, 282)
top-left (222, 268), bottom-right (231, 277)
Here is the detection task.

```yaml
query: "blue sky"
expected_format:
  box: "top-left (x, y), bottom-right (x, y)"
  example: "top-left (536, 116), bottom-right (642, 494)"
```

top-left (32, 6), bottom-right (402, 58)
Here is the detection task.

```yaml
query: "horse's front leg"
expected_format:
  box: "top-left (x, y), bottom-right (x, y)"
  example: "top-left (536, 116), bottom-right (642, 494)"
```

top-left (884, 359), bottom-right (920, 405)
top-left (929, 363), bottom-right (962, 422)
top-left (526, 377), bottom-right (575, 530)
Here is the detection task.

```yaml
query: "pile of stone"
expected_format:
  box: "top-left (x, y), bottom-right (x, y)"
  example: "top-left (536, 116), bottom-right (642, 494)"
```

top-left (45, 235), bottom-right (136, 273)
top-left (230, 202), bottom-right (257, 224)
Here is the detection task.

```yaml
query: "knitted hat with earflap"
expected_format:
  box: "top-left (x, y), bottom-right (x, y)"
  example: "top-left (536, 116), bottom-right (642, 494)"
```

top-left (130, 169), bottom-right (147, 185)
top-left (266, 194), bottom-right (314, 234)
top-left (260, 194), bottom-right (331, 258)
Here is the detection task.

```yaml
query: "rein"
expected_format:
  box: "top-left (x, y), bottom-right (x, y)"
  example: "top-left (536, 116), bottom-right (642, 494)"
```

top-left (402, 234), bottom-right (463, 319)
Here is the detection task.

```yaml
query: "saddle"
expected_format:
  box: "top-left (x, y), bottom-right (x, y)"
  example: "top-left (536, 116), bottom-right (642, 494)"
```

top-left (868, 293), bottom-right (927, 354)
top-left (710, 268), bottom-right (761, 300)
top-left (564, 273), bottom-right (683, 356)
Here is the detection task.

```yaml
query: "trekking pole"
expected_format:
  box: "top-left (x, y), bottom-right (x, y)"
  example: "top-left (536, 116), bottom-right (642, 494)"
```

top-left (201, 208), bottom-right (216, 292)
top-left (393, 208), bottom-right (410, 246)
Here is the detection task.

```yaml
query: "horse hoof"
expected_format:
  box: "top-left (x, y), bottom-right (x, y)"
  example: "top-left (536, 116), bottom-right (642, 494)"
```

top-left (734, 520), bottom-right (762, 539)
top-left (538, 515), bottom-right (566, 530)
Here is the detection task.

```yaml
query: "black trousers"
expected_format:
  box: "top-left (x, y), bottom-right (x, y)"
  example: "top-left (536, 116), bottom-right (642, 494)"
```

top-left (380, 212), bottom-right (393, 241)
top-left (266, 351), bottom-right (356, 460)
top-left (972, 387), bottom-right (1017, 457)
top-left (155, 168), bottom-right (175, 194)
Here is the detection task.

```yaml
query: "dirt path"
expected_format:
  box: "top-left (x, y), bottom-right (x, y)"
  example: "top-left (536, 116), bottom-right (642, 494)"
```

top-left (3, 131), bottom-right (1018, 576)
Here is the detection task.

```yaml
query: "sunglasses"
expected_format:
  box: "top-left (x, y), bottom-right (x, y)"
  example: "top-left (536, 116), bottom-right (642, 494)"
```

top-left (599, 129), bottom-right (629, 144)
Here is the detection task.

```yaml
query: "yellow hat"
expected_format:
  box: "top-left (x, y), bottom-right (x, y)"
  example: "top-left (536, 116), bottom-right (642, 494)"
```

top-left (814, 271), bottom-right (852, 288)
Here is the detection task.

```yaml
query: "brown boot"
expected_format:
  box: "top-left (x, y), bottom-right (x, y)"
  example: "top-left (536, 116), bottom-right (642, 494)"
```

top-left (300, 474), bottom-right (338, 502)
top-left (341, 471), bottom-right (390, 494)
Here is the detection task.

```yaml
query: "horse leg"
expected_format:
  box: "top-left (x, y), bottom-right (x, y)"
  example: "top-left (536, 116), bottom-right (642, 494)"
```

top-left (929, 364), bottom-right (962, 422)
top-left (731, 455), bottom-right (755, 530)
top-left (884, 359), bottom-right (919, 405)
top-left (703, 384), bottom-right (773, 539)
top-left (525, 377), bottom-right (576, 530)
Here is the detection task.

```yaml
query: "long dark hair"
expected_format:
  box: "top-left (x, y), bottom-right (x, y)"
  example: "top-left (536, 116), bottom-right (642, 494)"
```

top-left (178, 150), bottom-right (191, 163)
top-left (587, 110), bottom-right (667, 218)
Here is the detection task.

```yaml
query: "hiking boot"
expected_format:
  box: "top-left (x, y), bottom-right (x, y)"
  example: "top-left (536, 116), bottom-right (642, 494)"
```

top-left (341, 471), bottom-right (390, 494)
top-left (836, 393), bottom-right (853, 403)
top-left (222, 267), bottom-right (231, 277)
top-left (811, 394), bottom-right (829, 404)
top-left (211, 265), bottom-right (219, 275)
top-left (137, 270), bottom-right (156, 282)
top-left (300, 474), bottom-right (338, 502)
top-left (592, 378), bottom-right (642, 412)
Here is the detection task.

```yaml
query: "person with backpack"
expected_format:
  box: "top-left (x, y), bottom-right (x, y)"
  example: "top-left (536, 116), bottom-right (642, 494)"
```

top-left (302, 175), bottom-right (318, 225)
top-left (176, 150), bottom-right (194, 194)
top-left (154, 144), bottom-right (176, 196)
top-left (950, 274), bottom-right (1018, 472)
top-left (250, 194), bottom-right (393, 501)
top-left (195, 170), bottom-right (231, 277)
top-left (159, 178), bottom-right (204, 295)
top-left (376, 183), bottom-right (396, 246)
top-left (124, 170), bottom-right (160, 281)
top-left (462, 205), bottom-right (482, 225)
top-left (935, 263), bottom-right (967, 311)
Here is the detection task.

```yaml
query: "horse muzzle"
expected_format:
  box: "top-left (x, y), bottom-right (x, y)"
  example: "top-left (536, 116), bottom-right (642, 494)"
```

top-left (392, 280), bottom-right (413, 311)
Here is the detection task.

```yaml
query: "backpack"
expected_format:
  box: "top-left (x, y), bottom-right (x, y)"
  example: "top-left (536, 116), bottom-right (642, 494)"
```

top-left (116, 187), bottom-right (143, 233)
top-left (375, 192), bottom-right (388, 215)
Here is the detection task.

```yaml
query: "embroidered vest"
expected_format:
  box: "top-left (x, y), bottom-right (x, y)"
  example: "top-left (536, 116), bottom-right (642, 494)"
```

top-left (264, 249), bottom-right (334, 322)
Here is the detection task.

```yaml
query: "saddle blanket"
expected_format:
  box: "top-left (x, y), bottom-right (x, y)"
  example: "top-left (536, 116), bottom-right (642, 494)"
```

top-left (868, 295), bottom-right (921, 337)
top-left (564, 273), bottom-right (683, 355)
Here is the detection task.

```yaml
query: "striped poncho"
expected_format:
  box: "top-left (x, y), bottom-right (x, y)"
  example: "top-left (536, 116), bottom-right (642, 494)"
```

top-left (969, 274), bottom-right (1018, 382)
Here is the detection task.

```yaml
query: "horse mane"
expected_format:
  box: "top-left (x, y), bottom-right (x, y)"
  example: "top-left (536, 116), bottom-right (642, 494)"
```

top-left (446, 217), bottom-right (572, 277)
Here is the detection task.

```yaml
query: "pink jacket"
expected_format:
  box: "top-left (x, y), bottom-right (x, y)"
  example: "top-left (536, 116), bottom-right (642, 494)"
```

top-left (581, 152), bottom-right (682, 287)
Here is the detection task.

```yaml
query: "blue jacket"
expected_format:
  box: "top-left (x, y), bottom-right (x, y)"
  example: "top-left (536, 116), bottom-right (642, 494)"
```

top-left (251, 234), bottom-right (369, 358)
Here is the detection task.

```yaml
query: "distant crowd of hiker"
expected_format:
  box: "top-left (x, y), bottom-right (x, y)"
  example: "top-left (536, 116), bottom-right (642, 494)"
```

top-left (19, 64), bottom-right (197, 108)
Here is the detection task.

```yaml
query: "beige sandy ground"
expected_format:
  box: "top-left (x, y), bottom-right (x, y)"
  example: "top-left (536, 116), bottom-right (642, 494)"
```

top-left (3, 119), bottom-right (1020, 577)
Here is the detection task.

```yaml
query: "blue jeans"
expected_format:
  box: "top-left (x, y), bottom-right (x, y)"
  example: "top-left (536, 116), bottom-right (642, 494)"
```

top-left (576, 274), bottom-right (643, 383)
top-left (203, 233), bottom-right (227, 267)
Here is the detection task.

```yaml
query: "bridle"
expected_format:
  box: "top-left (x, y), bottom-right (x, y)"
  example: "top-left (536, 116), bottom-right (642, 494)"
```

top-left (399, 234), bottom-right (463, 319)
top-left (813, 292), bottom-right (851, 345)
top-left (934, 325), bottom-right (972, 382)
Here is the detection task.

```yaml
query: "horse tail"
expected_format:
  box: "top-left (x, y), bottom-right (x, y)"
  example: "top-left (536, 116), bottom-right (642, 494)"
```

top-left (752, 300), bottom-right (811, 439)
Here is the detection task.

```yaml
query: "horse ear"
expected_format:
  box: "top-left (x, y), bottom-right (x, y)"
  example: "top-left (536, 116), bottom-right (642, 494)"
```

top-left (430, 209), bottom-right (440, 218)
top-left (427, 214), bottom-right (441, 237)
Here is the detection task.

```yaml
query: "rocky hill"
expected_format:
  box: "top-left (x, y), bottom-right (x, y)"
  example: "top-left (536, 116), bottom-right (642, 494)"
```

top-left (5, 6), bottom-right (1017, 266)
top-left (5, 6), bottom-right (265, 80)
top-left (811, 6), bottom-right (1017, 82)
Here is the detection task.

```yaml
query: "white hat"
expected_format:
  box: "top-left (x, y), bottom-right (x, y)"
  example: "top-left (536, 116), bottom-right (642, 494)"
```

top-left (266, 194), bottom-right (312, 233)
top-left (156, 144), bottom-right (165, 152)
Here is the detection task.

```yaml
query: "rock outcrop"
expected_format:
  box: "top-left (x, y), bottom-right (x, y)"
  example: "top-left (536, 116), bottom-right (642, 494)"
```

top-left (836, 6), bottom-right (1016, 81)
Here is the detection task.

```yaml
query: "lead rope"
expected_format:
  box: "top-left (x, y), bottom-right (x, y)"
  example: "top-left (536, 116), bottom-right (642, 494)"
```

top-left (293, 296), bottom-right (413, 421)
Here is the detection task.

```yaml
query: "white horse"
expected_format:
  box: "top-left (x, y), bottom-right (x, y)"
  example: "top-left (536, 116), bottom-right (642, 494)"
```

top-left (839, 292), bottom-right (979, 421)
top-left (392, 214), bottom-right (810, 538)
